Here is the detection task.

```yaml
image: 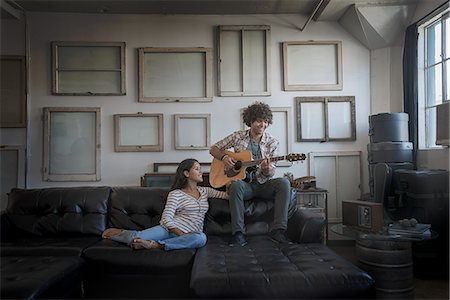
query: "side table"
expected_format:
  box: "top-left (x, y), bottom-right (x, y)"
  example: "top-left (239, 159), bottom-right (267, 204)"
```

top-left (294, 188), bottom-right (328, 243)
top-left (331, 223), bottom-right (437, 299)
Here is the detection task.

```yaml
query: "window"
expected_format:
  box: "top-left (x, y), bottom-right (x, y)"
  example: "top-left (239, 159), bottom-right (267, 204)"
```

top-left (52, 42), bottom-right (126, 95)
top-left (43, 107), bottom-right (101, 181)
top-left (418, 10), bottom-right (449, 148)
top-left (217, 25), bottom-right (270, 96)
top-left (138, 47), bottom-right (213, 102)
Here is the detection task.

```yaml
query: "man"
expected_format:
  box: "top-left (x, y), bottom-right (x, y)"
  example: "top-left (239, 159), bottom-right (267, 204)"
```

top-left (210, 101), bottom-right (291, 246)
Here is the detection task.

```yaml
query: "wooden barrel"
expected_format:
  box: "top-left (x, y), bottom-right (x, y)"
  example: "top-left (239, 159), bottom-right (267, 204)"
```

top-left (356, 239), bottom-right (414, 299)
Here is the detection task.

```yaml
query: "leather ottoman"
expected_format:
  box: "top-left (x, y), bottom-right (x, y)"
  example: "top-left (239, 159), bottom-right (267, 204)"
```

top-left (190, 235), bottom-right (374, 299)
top-left (1, 256), bottom-right (84, 299)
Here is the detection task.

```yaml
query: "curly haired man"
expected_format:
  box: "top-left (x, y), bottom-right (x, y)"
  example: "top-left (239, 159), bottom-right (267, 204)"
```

top-left (210, 101), bottom-right (291, 246)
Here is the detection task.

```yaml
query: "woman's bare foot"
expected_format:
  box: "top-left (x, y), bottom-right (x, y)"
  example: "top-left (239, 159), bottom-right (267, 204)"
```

top-left (130, 238), bottom-right (164, 250)
top-left (102, 228), bottom-right (123, 239)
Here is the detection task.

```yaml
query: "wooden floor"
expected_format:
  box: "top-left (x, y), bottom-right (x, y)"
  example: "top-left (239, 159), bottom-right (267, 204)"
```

top-left (327, 239), bottom-right (449, 300)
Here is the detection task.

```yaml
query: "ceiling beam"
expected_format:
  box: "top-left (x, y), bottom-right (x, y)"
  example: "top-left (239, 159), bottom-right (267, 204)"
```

top-left (312, 0), bottom-right (331, 21)
top-left (1, 0), bottom-right (23, 20)
top-left (299, 0), bottom-right (328, 31)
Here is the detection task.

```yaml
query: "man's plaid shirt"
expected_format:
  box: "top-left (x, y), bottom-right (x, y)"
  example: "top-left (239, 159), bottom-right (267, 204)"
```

top-left (212, 129), bottom-right (280, 184)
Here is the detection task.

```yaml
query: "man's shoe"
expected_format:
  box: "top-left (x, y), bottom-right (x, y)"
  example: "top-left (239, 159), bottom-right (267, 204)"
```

top-left (229, 231), bottom-right (247, 246)
top-left (269, 229), bottom-right (290, 244)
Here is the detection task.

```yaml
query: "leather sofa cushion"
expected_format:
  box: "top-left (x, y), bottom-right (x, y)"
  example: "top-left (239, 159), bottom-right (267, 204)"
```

top-left (1, 256), bottom-right (84, 299)
top-left (1, 236), bottom-right (100, 256)
top-left (190, 235), bottom-right (374, 299)
top-left (108, 187), bottom-right (167, 229)
top-left (83, 239), bottom-right (196, 274)
top-left (6, 187), bottom-right (110, 236)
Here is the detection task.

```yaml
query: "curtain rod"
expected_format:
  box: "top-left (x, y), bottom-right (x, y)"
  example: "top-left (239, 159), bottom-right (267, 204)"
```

top-left (416, 2), bottom-right (448, 25)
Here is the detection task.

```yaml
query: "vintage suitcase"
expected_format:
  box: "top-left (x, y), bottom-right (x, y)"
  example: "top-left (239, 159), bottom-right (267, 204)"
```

top-left (369, 112), bottom-right (409, 143)
top-left (367, 142), bottom-right (413, 163)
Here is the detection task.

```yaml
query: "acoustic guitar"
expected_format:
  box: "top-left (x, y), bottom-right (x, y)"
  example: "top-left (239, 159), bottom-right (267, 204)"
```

top-left (209, 150), bottom-right (306, 188)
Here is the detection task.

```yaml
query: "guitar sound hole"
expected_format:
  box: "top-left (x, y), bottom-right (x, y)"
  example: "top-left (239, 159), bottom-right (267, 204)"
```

top-left (234, 161), bottom-right (242, 171)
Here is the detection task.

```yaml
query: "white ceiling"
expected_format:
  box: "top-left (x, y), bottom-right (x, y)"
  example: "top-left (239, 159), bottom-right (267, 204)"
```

top-left (2, 0), bottom-right (419, 21)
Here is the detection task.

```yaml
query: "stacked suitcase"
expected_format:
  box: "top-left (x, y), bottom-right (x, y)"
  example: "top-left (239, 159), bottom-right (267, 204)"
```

top-left (367, 112), bottom-right (414, 201)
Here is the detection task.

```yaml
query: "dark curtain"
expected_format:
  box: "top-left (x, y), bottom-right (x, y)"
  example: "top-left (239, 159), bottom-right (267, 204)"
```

top-left (403, 23), bottom-right (418, 169)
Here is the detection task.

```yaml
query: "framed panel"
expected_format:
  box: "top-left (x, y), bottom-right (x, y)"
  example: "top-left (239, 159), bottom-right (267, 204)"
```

top-left (52, 41), bottom-right (126, 95)
top-left (283, 41), bottom-right (342, 91)
top-left (296, 96), bottom-right (355, 142)
top-left (138, 47), bottom-right (213, 102)
top-left (309, 151), bottom-right (362, 223)
top-left (0, 55), bottom-right (26, 127)
top-left (218, 25), bottom-right (271, 96)
top-left (174, 114), bottom-right (211, 150)
top-left (43, 107), bottom-right (101, 181)
top-left (114, 113), bottom-right (163, 152)
top-left (0, 145), bottom-right (25, 211)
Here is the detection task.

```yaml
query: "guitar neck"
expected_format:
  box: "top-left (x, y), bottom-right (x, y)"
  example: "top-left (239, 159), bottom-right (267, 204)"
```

top-left (242, 155), bottom-right (287, 167)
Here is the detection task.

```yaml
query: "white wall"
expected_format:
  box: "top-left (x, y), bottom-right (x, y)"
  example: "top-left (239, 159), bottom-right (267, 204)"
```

top-left (24, 12), bottom-right (371, 188)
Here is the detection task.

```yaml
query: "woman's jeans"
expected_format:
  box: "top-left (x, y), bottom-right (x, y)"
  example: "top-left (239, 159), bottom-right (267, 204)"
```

top-left (111, 225), bottom-right (207, 250)
top-left (228, 177), bottom-right (291, 235)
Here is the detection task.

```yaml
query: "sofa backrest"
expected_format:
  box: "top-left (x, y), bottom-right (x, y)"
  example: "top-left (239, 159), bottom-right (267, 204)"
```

top-left (6, 187), bottom-right (110, 236)
top-left (204, 191), bottom-right (297, 236)
top-left (108, 187), bottom-right (167, 230)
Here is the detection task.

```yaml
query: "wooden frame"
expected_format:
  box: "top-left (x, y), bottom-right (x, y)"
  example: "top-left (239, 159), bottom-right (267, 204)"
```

top-left (138, 47), bottom-right (213, 102)
top-left (283, 41), bottom-right (342, 91)
top-left (0, 55), bottom-right (27, 127)
top-left (114, 113), bottom-right (164, 152)
top-left (52, 41), bottom-right (126, 95)
top-left (309, 151), bottom-right (362, 223)
top-left (0, 145), bottom-right (26, 210)
top-left (240, 107), bottom-right (292, 167)
top-left (42, 107), bottom-right (101, 181)
top-left (217, 25), bottom-right (271, 96)
top-left (174, 114), bottom-right (211, 150)
top-left (296, 96), bottom-right (356, 142)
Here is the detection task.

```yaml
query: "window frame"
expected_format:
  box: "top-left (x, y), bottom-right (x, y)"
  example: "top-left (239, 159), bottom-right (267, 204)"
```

top-left (217, 25), bottom-right (271, 96)
top-left (418, 10), bottom-right (449, 149)
top-left (42, 107), bottom-right (101, 181)
top-left (51, 41), bottom-right (126, 96)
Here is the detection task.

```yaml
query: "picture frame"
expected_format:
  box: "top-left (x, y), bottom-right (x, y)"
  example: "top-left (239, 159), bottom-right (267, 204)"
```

top-left (51, 41), bottom-right (126, 95)
top-left (174, 114), bottom-right (211, 150)
top-left (218, 25), bottom-right (271, 96)
top-left (296, 96), bottom-right (356, 142)
top-left (283, 41), bottom-right (342, 91)
top-left (0, 145), bottom-right (26, 210)
top-left (42, 107), bottom-right (101, 181)
top-left (0, 55), bottom-right (27, 127)
top-left (114, 113), bottom-right (164, 152)
top-left (138, 47), bottom-right (213, 102)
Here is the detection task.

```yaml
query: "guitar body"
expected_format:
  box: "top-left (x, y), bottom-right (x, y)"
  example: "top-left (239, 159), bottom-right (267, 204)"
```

top-left (209, 150), bottom-right (252, 188)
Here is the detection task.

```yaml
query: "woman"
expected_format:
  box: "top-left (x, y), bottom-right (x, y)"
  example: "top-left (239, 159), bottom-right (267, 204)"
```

top-left (102, 158), bottom-right (228, 250)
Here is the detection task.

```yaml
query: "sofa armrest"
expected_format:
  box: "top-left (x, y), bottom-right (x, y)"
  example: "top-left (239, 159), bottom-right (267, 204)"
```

top-left (1, 212), bottom-right (15, 242)
top-left (287, 209), bottom-right (325, 243)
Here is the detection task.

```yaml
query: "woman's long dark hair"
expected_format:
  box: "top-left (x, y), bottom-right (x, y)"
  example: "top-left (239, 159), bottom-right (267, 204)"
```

top-left (170, 158), bottom-right (199, 191)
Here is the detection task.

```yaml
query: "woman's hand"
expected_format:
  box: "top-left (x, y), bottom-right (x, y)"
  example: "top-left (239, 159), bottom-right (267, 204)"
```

top-left (169, 228), bottom-right (185, 236)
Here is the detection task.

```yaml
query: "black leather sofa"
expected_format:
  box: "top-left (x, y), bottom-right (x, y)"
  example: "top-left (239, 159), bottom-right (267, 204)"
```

top-left (1, 186), bottom-right (374, 299)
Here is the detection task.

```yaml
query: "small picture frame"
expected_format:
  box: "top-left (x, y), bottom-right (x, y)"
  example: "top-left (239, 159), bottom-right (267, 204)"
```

top-left (283, 41), bottom-right (342, 91)
top-left (174, 114), bottom-right (211, 150)
top-left (114, 113), bottom-right (164, 152)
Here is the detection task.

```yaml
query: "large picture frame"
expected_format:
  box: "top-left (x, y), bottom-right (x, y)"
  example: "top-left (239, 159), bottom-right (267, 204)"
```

top-left (0, 55), bottom-right (27, 127)
top-left (283, 41), bottom-right (342, 91)
top-left (295, 96), bottom-right (356, 142)
top-left (138, 47), bottom-right (213, 102)
top-left (114, 113), bottom-right (164, 152)
top-left (42, 107), bottom-right (101, 181)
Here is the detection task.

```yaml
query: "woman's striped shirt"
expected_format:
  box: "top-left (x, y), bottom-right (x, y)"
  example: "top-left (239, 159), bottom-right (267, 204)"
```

top-left (160, 186), bottom-right (228, 233)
